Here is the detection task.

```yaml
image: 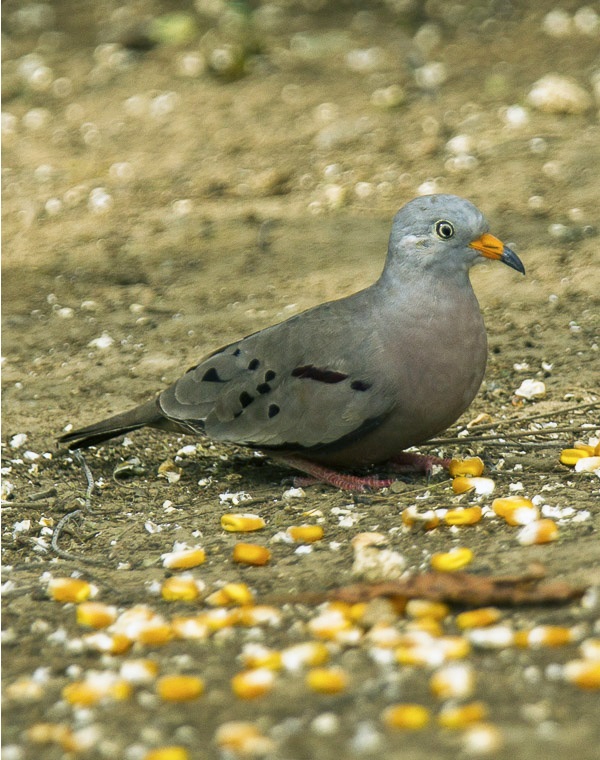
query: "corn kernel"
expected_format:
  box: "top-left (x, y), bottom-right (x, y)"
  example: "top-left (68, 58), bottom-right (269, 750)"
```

top-left (367, 623), bottom-right (404, 648)
top-left (456, 607), bottom-right (502, 630)
top-left (206, 582), bottom-right (254, 607)
top-left (402, 505), bottom-right (440, 530)
top-left (515, 625), bottom-right (575, 648)
top-left (517, 518), bottom-right (558, 545)
top-left (5, 678), bottom-right (44, 702)
top-left (444, 506), bottom-right (482, 526)
top-left (232, 668), bottom-right (275, 699)
top-left (120, 659), bottom-right (159, 684)
top-left (76, 602), bottom-right (117, 629)
top-left (492, 496), bottom-right (539, 526)
top-left (171, 616), bottom-right (210, 640)
top-left (221, 513), bottom-right (265, 532)
top-left (162, 547), bottom-right (206, 569)
top-left (406, 618), bottom-right (444, 637)
top-left (232, 543), bottom-right (271, 566)
top-left (308, 607), bottom-right (351, 639)
top-left (430, 663), bottom-right (474, 699)
top-left (438, 700), bottom-right (488, 729)
top-left (452, 476), bottom-right (495, 495)
top-left (63, 676), bottom-right (131, 706)
top-left (382, 703), bottom-right (430, 730)
top-left (287, 524), bottom-right (324, 543)
top-left (467, 625), bottom-right (515, 649)
top-left (136, 621), bottom-right (174, 646)
top-left (406, 599), bottom-right (450, 621)
top-left (306, 667), bottom-right (348, 694)
top-left (48, 577), bottom-right (94, 603)
top-left (448, 457), bottom-right (484, 477)
top-left (83, 631), bottom-right (133, 655)
top-left (161, 576), bottom-right (201, 602)
top-left (563, 660), bottom-right (600, 689)
top-left (574, 456), bottom-right (600, 473)
top-left (240, 643), bottom-right (282, 670)
top-left (396, 635), bottom-right (469, 667)
top-left (144, 747), bottom-right (189, 760)
top-left (281, 641), bottom-right (330, 671)
top-left (156, 675), bottom-right (204, 702)
top-left (27, 723), bottom-right (78, 752)
top-left (214, 722), bottom-right (275, 755)
top-left (431, 547), bottom-right (473, 572)
top-left (560, 447), bottom-right (592, 465)
top-left (201, 608), bottom-right (241, 630)
top-left (237, 604), bottom-right (282, 627)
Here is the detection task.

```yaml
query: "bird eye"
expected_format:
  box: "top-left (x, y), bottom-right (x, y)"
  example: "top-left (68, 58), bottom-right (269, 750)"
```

top-left (435, 220), bottom-right (455, 239)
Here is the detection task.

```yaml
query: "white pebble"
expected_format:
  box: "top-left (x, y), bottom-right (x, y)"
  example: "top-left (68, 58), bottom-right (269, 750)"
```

top-left (323, 183), bottom-right (346, 209)
top-left (177, 51), bottom-right (206, 77)
top-left (371, 84), bottom-right (404, 108)
top-left (282, 487), bottom-right (306, 499)
top-left (10, 433), bottom-right (28, 449)
top-left (56, 306), bottom-right (74, 319)
top-left (354, 181), bottom-right (374, 199)
top-left (415, 62), bottom-right (447, 89)
top-left (109, 162), bottom-right (135, 182)
top-left (463, 723), bottom-right (503, 755)
top-left (416, 178), bottom-right (441, 195)
top-left (346, 47), bottom-right (384, 72)
top-left (88, 332), bottom-right (115, 350)
top-left (22, 108), bottom-right (51, 130)
top-left (150, 92), bottom-right (179, 119)
top-left (45, 198), bottom-right (62, 216)
top-left (2, 112), bottom-right (18, 136)
top-left (446, 134), bottom-right (472, 155)
top-left (574, 6), bottom-right (599, 35)
top-left (527, 74), bottom-right (592, 114)
top-left (311, 712), bottom-right (340, 736)
top-left (529, 137), bottom-right (548, 154)
top-left (514, 378), bottom-right (546, 400)
top-left (172, 199), bottom-right (193, 216)
top-left (27, 65), bottom-right (53, 91)
top-left (542, 9), bottom-right (573, 37)
top-left (503, 104), bottom-right (529, 127)
top-left (87, 187), bottom-right (113, 215)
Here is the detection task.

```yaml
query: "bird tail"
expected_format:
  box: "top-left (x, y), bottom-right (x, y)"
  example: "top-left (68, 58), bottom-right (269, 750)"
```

top-left (58, 399), bottom-right (170, 450)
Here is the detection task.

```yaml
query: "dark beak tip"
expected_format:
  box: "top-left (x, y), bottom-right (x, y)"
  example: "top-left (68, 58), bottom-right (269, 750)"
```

top-left (501, 246), bottom-right (525, 276)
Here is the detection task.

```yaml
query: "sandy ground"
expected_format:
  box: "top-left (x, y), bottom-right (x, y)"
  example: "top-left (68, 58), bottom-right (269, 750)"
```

top-left (2, 1), bottom-right (600, 759)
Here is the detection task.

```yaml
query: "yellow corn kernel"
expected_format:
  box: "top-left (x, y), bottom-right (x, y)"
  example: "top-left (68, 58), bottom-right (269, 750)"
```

top-left (444, 506), bottom-right (482, 526)
top-left (82, 631), bottom-right (133, 655)
top-left (382, 703), bottom-right (430, 730)
top-left (200, 608), bottom-right (241, 631)
top-left (448, 457), bottom-right (484, 477)
top-left (27, 722), bottom-right (79, 752)
top-left (406, 599), bottom-right (450, 621)
top-left (76, 602), bottom-right (117, 629)
top-left (402, 505), bottom-right (440, 530)
top-left (5, 677), bottom-right (44, 702)
top-left (281, 641), bottom-right (330, 671)
top-left (237, 604), bottom-right (282, 627)
top-left (214, 722), bottom-right (274, 754)
top-left (515, 625), bottom-right (575, 648)
top-left (595, 441), bottom-right (600, 456)
top-left (431, 547), bottom-right (473, 572)
top-left (120, 659), bottom-right (159, 684)
top-left (221, 513), bottom-right (266, 532)
top-left (430, 663), bottom-right (474, 699)
top-left (395, 635), bottom-right (469, 667)
top-left (306, 667), bottom-right (348, 694)
top-left (62, 678), bottom-right (131, 706)
top-left (560, 447), bottom-right (592, 465)
top-left (136, 621), bottom-right (174, 646)
top-left (162, 547), bottom-right (205, 569)
top-left (438, 701), bottom-right (488, 729)
top-left (171, 616), bottom-right (210, 640)
top-left (144, 747), bottom-right (189, 760)
top-left (517, 518), bottom-right (558, 545)
top-left (240, 644), bottom-right (282, 670)
top-left (232, 668), bottom-right (275, 699)
top-left (48, 577), bottom-right (94, 603)
top-left (287, 524), bottom-right (324, 543)
top-left (232, 543), bottom-right (271, 566)
top-left (574, 456), bottom-right (600, 473)
top-left (452, 476), bottom-right (495, 495)
top-left (161, 576), bottom-right (201, 602)
top-left (563, 660), bottom-right (600, 689)
top-left (206, 582), bottom-right (254, 607)
top-left (406, 618), bottom-right (444, 637)
top-left (456, 607), bottom-right (502, 630)
top-left (156, 675), bottom-right (204, 702)
top-left (492, 496), bottom-right (539, 526)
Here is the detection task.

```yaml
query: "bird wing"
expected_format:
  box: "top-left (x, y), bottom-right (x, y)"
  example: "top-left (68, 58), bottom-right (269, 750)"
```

top-left (158, 296), bottom-right (397, 453)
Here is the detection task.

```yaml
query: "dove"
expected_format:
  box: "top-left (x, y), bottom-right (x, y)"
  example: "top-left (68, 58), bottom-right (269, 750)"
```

top-left (59, 194), bottom-right (524, 490)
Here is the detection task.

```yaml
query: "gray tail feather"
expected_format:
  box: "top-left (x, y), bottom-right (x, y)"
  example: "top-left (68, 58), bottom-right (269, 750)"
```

top-left (58, 399), bottom-right (166, 450)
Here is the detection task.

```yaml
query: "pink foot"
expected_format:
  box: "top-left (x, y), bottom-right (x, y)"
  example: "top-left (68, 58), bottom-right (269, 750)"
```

top-left (388, 452), bottom-right (451, 478)
top-left (276, 456), bottom-right (395, 492)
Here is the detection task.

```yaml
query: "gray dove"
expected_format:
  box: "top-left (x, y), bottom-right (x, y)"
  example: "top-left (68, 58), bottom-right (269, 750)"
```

top-left (59, 194), bottom-right (524, 490)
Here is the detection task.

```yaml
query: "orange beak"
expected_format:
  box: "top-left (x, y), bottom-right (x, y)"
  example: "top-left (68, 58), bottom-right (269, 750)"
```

top-left (469, 233), bottom-right (525, 274)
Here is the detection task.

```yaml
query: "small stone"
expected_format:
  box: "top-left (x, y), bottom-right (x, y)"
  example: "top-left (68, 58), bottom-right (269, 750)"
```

top-left (527, 74), bottom-right (592, 114)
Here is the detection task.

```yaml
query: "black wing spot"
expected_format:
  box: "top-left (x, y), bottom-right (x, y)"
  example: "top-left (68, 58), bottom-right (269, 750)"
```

top-left (233, 348), bottom-right (241, 357)
top-left (265, 370), bottom-right (276, 382)
top-left (268, 404), bottom-right (280, 418)
top-left (248, 358), bottom-right (260, 370)
top-left (239, 391), bottom-right (254, 408)
top-left (202, 367), bottom-right (223, 383)
top-left (351, 380), bottom-right (371, 392)
top-left (291, 365), bottom-right (349, 384)
top-left (256, 383), bottom-right (271, 394)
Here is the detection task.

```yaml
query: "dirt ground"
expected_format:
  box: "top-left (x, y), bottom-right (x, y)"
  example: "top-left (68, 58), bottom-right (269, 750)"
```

top-left (2, 1), bottom-right (600, 759)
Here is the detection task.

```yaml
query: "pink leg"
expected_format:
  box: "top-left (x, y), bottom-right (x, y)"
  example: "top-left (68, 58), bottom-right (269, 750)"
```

top-left (388, 452), bottom-right (451, 477)
top-left (276, 455), bottom-right (395, 492)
